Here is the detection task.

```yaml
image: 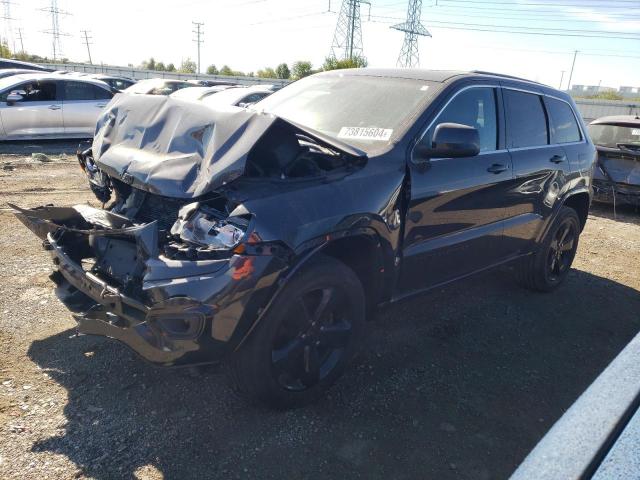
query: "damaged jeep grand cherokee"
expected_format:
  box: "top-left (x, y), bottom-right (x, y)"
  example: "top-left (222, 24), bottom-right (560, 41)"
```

top-left (13, 69), bottom-right (596, 408)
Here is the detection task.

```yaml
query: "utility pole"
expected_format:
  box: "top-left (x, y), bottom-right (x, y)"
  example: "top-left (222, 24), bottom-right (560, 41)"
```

top-left (81, 29), bottom-right (92, 64)
top-left (329, 0), bottom-right (371, 61)
top-left (192, 21), bottom-right (204, 74)
top-left (40, 0), bottom-right (70, 61)
top-left (391, 0), bottom-right (431, 68)
top-left (567, 50), bottom-right (578, 91)
top-left (559, 70), bottom-right (565, 90)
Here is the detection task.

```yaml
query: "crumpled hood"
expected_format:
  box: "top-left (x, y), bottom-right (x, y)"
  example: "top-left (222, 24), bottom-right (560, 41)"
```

top-left (92, 94), bottom-right (278, 198)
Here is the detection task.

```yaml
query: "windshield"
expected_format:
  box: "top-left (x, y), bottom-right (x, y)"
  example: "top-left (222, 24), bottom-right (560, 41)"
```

top-left (588, 123), bottom-right (640, 149)
top-left (254, 74), bottom-right (439, 152)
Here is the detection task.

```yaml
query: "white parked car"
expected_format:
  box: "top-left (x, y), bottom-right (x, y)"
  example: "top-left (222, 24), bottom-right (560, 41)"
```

top-left (0, 73), bottom-right (114, 140)
top-left (201, 86), bottom-right (273, 108)
top-left (169, 85), bottom-right (233, 102)
top-left (122, 78), bottom-right (193, 96)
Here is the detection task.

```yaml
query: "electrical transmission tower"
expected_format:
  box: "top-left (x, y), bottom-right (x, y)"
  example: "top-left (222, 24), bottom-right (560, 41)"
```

top-left (391, 0), bottom-right (430, 68)
top-left (81, 29), bottom-right (92, 64)
top-left (1, 0), bottom-right (15, 51)
top-left (40, 0), bottom-right (70, 61)
top-left (329, 0), bottom-right (370, 61)
top-left (192, 21), bottom-right (204, 74)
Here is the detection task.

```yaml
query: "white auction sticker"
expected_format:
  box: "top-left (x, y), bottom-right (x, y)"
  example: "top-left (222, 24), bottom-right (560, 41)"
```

top-left (632, 129), bottom-right (640, 136)
top-left (338, 127), bottom-right (393, 141)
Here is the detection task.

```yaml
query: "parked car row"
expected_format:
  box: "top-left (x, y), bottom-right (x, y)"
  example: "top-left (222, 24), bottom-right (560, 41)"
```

top-left (0, 66), bottom-right (276, 140)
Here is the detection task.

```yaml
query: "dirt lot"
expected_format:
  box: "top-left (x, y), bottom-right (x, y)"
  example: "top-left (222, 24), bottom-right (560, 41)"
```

top-left (1, 142), bottom-right (639, 480)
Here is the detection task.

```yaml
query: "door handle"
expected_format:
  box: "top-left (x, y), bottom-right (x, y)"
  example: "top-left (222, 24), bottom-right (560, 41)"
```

top-left (48, 105), bottom-right (61, 110)
top-left (96, 103), bottom-right (107, 108)
top-left (550, 154), bottom-right (566, 164)
top-left (487, 163), bottom-right (508, 174)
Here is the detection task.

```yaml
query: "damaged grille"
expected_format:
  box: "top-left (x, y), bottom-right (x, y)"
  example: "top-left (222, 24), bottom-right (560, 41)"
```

top-left (135, 193), bottom-right (187, 232)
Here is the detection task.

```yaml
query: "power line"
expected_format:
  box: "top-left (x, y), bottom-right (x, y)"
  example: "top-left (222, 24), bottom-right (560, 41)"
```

top-left (425, 3), bottom-right (640, 16)
top-left (80, 29), bottom-right (92, 64)
top-left (330, 0), bottom-right (371, 61)
top-left (371, 15), bottom-right (640, 39)
top-left (192, 20), bottom-right (204, 73)
top-left (438, 0), bottom-right (640, 8)
top-left (392, 0), bottom-right (431, 68)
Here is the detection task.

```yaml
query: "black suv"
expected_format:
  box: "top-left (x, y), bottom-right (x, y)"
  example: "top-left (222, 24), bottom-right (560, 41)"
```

top-left (14, 69), bottom-right (596, 408)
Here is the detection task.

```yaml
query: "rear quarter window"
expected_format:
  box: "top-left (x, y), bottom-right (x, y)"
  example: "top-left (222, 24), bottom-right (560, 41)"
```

top-left (547, 97), bottom-right (581, 144)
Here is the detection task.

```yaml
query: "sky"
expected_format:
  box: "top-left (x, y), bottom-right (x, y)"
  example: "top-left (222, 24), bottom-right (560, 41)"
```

top-left (6, 0), bottom-right (640, 89)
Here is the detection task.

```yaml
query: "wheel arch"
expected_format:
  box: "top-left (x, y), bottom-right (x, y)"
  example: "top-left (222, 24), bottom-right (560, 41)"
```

top-left (562, 190), bottom-right (591, 231)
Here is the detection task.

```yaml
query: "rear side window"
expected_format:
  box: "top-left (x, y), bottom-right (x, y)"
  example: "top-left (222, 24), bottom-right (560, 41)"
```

top-left (546, 97), bottom-right (581, 144)
top-left (426, 87), bottom-right (498, 152)
top-left (504, 90), bottom-right (548, 148)
top-left (64, 81), bottom-right (112, 101)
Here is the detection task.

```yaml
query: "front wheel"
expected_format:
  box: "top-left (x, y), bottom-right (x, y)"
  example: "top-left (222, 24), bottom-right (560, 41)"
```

top-left (516, 206), bottom-right (581, 292)
top-left (229, 255), bottom-right (365, 409)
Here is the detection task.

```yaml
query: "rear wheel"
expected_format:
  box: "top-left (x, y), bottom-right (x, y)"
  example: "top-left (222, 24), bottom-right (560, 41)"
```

top-left (516, 206), bottom-right (581, 292)
top-left (229, 255), bottom-right (365, 409)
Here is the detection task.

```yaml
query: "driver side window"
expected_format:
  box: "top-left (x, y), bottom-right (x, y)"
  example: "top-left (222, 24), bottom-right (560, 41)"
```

top-left (426, 87), bottom-right (498, 152)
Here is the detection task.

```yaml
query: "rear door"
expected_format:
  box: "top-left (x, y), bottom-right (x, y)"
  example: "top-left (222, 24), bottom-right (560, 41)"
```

top-left (0, 80), bottom-right (63, 139)
top-left (501, 87), bottom-right (569, 255)
top-left (61, 80), bottom-right (112, 137)
top-left (398, 84), bottom-right (513, 293)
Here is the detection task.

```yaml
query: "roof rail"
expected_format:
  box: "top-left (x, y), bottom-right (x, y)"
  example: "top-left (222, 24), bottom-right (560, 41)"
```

top-left (471, 70), bottom-right (545, 86)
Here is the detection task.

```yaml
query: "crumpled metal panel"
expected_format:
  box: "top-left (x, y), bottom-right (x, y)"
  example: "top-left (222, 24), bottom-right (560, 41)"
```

top-left (92, 94), bottom-right (278, 198)
top-left (599, 154), bottom-right (640, 186)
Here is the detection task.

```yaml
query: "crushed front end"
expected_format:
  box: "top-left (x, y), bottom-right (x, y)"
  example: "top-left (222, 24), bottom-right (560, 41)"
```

top-left (11, 191), bottom-right (288, 366)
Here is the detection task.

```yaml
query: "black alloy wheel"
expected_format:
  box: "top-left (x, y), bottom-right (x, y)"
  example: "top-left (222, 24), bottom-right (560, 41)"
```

top-left (229, 254), bottom-right (365, 408)
top-left (271, 286), bottom-right (352, 391)
top-left (546, 217), bottom-right (577, 283)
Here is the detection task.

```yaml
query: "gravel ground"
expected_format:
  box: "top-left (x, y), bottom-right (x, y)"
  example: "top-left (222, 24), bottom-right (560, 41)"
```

top-left (1, 143), bottom-right (639, 479)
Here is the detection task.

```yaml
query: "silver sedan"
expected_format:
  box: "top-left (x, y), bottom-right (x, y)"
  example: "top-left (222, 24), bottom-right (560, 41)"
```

top-left (0, 73), bottom-right (114, 140)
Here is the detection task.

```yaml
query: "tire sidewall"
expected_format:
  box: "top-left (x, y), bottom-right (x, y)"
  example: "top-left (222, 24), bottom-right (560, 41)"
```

top-left (234, 255), bottom-right (366, 408)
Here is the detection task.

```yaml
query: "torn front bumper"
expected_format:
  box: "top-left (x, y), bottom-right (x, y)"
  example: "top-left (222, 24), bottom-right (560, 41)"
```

top-left (13, 205), bottom-right (286, 366)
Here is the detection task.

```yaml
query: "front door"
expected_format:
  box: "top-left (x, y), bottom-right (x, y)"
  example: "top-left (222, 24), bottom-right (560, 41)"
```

top-left (398, 85), bottom-right (513, 294)
top-left (0, 80), bottom-right (63, 139)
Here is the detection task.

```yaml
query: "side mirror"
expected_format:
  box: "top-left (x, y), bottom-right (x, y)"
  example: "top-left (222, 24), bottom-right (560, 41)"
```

top-left (414, 122), bottom-right (480, 161)
top-left (237, 102), bottom-right (251, 108)
top-left (6, 91), bottom-right (24, 105)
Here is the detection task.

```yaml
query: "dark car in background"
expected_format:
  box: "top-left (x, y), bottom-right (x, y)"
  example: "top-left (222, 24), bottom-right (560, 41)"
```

top-left (13, 69), bottom-right (595, 408)
top-left (88, 74), bottom-right (136, 92)
top-left (588, 115), bottom-right (640, 206)
top-left (0, 58), bottom-right (53, 72)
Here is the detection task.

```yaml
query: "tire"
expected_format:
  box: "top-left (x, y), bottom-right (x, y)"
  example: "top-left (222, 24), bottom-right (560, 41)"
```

top-left (229, 254), bottom-right (366, 409)
top-left (516, 205), bottom-right (581, 292)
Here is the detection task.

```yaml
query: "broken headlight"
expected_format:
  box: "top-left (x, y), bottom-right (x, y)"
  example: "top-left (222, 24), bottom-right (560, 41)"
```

top-left (167, 203), bottom-right (249, 259)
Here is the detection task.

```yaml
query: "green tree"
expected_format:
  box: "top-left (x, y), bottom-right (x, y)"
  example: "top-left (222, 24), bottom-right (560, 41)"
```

top-left (291, 60), bottom-right (313, 80)
top-left (0, 41), bottom-right (11, 58)
top-left (275, 63), bottom-right (290, 79)
top-left (322, 55), bottom-right (367, 71)
top-left (179, 58), bottom-right (197, 73)
top-left (588, 91), bottom-right (623, 101)
top-left (141, 57), bottom-right (156, 70)
top-left (257, 67), bottom-right (277, 78)
top-left (156, 62), bottom-right (166, 71)
top-left (166, 63), bottom-right (176, 72)
top-left (219, 65), bottom-right (234, 76)
top-left (206, 64), bottom-right (219, 75)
